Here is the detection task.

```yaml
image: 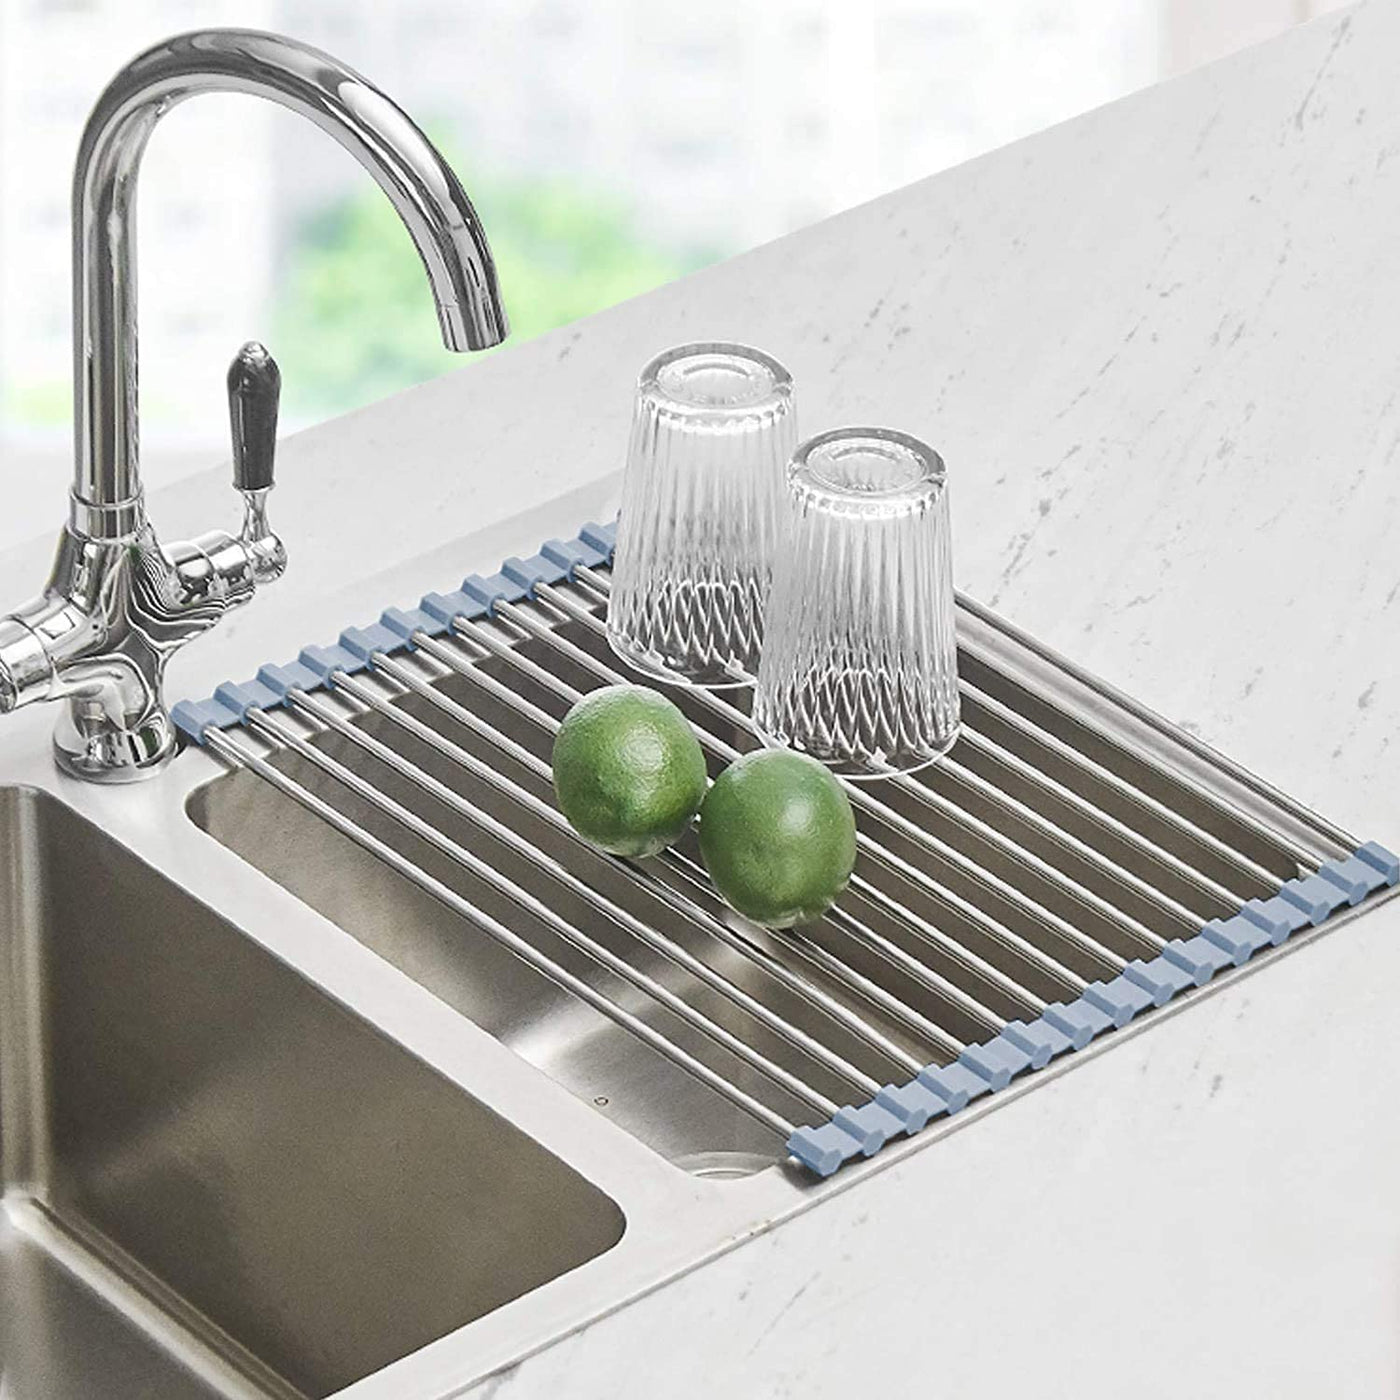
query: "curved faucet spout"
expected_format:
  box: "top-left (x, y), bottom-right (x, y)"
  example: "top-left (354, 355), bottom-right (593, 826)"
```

top-left (72, 27), bottom-right (508, 522)
top-left (0, 27), bottom-right (510, 780)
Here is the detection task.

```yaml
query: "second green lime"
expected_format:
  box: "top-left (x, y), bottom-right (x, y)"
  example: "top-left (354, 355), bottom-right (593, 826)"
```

top-left (699, 748), bottom-right (856, 928)
top-left (552, 684), bottom-right (707, 857)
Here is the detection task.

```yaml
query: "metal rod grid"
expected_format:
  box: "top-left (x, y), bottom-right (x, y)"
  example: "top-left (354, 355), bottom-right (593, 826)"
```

top-left (200, 565), bottom-right (1342, 1155)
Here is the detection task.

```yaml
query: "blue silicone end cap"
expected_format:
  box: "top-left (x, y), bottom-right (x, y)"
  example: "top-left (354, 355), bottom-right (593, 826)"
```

top-left (1002, 1019), bottom-right (1073, 1067)
top-left (1082, 976), bottom-right (1155, 1027)
top-left (916, 1060), bottom-right (990, 1112)
top-left (171, 697), bottom-right (236, 742)
top-left (1161, 935), bottom-right (1234, 982)
top-left (874, 1081), bottom-right (947, 1135)
top-left (1042, 999), bottom-right (1113, 1049)
top-left (787, 1122), bottom-right (862, 1177)
top-left (958, 1035), bottom-right (1034, 1091)
top-left (1357, 841), bottom-right (1400, 885)
top-left (1123, 957), bottom-right (1196, 1004)
top-left (833, 1102), bottom-right (905, 1156)
top-left (1200, 915), bottom-right (1268, 964)
top-left (578, 520), bottom-right (619, 559)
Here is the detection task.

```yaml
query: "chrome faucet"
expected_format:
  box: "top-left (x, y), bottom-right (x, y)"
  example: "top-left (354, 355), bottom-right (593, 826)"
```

top-left (0, 29), bottom-right (508, 781)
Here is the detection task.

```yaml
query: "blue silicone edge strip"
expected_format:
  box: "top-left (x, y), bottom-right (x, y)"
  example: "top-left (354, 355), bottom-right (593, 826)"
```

top-left (170, 519), bottom-right (619, 744)
top-left (787, 845), bottom-right (1400, 1175)
top-left (167, 516), bottom-right (1393, 1179)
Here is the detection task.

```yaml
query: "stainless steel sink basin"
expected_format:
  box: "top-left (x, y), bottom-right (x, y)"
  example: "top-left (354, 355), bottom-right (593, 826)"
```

top-left (1, 482), bottom-right (1372, 1399)
top-left (187, 694), bottom-right (801, 1174)
top-left (0, 786), bottom-right (624, 1399)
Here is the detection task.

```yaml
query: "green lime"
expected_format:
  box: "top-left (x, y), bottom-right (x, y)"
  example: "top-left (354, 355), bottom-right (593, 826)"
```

top-left (552, 684), bottom-right (707, 857)
top-left (698, 748), bottom-right (856, 928)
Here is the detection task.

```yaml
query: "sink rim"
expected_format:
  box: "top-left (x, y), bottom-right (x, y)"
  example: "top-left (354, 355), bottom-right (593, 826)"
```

top-left (5, 475), bottom-right (1386, 1399)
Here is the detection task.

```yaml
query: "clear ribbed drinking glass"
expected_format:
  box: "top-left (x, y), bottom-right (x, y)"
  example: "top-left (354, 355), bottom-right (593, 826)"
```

top-left (607, 343), bottom-right (795, 688)
top-left (753, 427), bottom-right (960, 778)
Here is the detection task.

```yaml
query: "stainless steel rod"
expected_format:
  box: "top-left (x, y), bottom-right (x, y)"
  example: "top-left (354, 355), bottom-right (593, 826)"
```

top-left (956, 590), bottom-right (1357, 858)
top-left (416, 629), bottom-right (972, 1057)
top-left (832, 868), bottom-right (1052, 1012)
top-left (633, 842), bottom-right (964, 1057)
top-left (960, 677), bottom-right (1287, 889)
top-left (400, 632), bottom-right (1050, 1015)
top-left (244, 706), bottom-right (839, 1121)
top-left (361, 648), bottom-right (942, 1067)
top-left (462, 607), bottom-right (1018, 1028)
top-left (569, 561), bottom-right (1275, 900)
top-left (550, 584), bottom-right (1179, 944)
top-left (955, 630), bottom-right (1325, 872)
top-left (549, 576), bottom-right (1155, 951)
top-left (291, 681), bottom-right (882, 1098)
top-left (526, 583), bottom-right (1131, 972)
top-left (572, 559), bottom-right (1309, 881)
top-left (884, 764), bottom-right (1171, 951)
top-left (333, 662), bottom-right (925, 1076)
top-left (486, 595), bottom-right (1089, 992)
top-left (463, 605), bottom-right (1069, 1009)
top-left (759, 925), bottom-right (964, 1055)
top-left (650, 860), bottom-right (961, 1053)
top-left (841, 828), bottom-right (1082, 996)
top-left (914, 756), bottom-right (1203, 928)
top-left (810, 901), bottom-right (1004, 1034)
top-left (954, 722), bottom-right (1248, 910)
top-left (204, 726), bottom-right (797, 1141)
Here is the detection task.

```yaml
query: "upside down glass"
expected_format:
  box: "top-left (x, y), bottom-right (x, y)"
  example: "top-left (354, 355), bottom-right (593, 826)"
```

top-left (753, 427), bottom-right (960, 778)
top-left (607, 343), bottom-right (795, 688)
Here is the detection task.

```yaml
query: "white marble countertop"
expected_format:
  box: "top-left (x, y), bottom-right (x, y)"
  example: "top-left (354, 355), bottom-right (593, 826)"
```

top-left (2, 2), bottom-right (1395, 1395)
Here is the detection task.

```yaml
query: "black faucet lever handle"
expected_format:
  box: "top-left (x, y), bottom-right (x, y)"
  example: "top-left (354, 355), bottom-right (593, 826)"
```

top-left (227, 341), bottom-right (281, 495)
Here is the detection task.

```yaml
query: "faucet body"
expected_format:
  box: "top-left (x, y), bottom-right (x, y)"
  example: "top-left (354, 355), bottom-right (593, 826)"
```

top-left (0, 29), bottom-right (506, 780)
top-left (0, 510), bottom-right (288, 778)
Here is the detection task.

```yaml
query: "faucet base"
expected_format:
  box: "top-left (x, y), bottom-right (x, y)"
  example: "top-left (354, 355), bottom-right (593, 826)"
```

top-left (53, 703), bottom-right (178, 783)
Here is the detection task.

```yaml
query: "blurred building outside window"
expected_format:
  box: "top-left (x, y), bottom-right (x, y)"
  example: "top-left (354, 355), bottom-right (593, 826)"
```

top-left (0, 0), bottom-right (1346, 550)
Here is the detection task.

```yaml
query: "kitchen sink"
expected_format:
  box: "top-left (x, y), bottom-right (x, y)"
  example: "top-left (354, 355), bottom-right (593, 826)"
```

top-left (186, 691), bottom-right (806, 1174)
top-left (0, 786), bottom-right (624, 1399)
top-left (181, 537), bottom-right (1388, 1188)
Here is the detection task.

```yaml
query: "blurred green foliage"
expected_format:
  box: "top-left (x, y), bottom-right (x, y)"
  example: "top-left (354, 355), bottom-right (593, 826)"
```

top-left (275, 167), bottom-right (718, 415)
top-left (2, 379), bottom-right (69, 428)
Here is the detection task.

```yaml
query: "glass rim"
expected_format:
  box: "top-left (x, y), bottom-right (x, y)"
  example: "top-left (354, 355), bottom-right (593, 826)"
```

top-left (788, 426), bottom-right (946, 513)
top-left (638, 341), bottom-right (793, 419)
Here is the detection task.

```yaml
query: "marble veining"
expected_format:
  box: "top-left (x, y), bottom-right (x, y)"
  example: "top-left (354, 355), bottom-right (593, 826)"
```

top-left (0, 2), bottom-right (1391, 1394)
top-left (431, 4), bottom-right (1399, 1395)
